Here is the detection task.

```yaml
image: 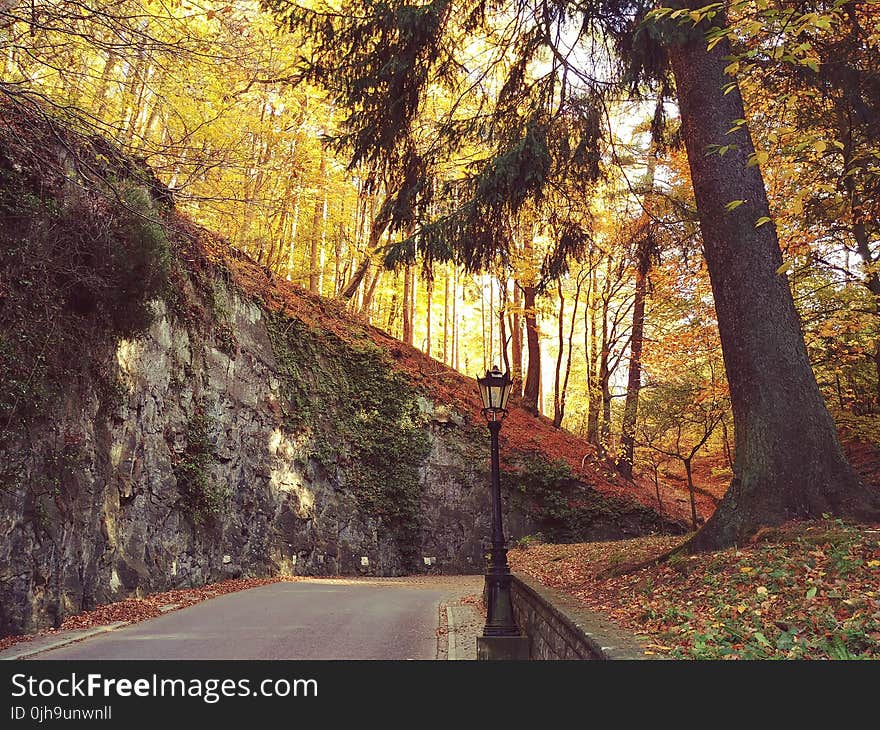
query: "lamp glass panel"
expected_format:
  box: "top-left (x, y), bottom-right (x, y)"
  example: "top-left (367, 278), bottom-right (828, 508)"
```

top-left (488, 383), bottom-right (503, 409)
top-left (499, 381), bottom-right (512, 410)
top-left (478, 380), bottom-right (491, 410)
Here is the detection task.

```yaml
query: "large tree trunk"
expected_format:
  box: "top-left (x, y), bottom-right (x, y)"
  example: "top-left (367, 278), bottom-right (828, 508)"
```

top-left (667, 9), bottom-right (880, 550)
top-left (522, 284), bottom-right (540, 415)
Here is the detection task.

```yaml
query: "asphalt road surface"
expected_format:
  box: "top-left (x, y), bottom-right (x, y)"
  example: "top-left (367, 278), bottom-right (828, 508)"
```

top-left (30, 579), bottom-right (463, 660)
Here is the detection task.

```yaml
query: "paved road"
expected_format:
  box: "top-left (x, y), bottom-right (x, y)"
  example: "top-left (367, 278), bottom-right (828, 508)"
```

top-left (30, 578), bottom-right (475, 660)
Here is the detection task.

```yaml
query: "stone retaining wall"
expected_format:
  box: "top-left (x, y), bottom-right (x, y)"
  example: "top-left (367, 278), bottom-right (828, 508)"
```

top-left (510, 572), bottom-right (658, 660)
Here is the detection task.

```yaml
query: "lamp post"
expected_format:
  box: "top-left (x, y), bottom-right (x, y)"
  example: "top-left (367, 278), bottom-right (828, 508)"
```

top-left (476, 365), bottom-right (521, 639)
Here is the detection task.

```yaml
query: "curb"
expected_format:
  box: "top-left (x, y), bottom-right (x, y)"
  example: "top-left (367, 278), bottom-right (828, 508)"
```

top-left (0, 623), bottom-right (129, 661)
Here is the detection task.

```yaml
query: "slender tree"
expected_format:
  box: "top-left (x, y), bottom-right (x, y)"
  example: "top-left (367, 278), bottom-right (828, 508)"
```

top-left (619, 218), bottom-right (659, 479)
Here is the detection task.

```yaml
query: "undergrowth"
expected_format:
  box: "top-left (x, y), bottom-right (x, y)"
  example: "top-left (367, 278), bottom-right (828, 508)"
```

top-left (504, 451), bottom-right (677, 541)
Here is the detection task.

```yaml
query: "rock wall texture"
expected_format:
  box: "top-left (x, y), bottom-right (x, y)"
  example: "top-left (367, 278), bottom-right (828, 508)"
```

top-left (0, 280), bottom-right (520, 634)
top-left (0, 276), bottom-right (676, 636)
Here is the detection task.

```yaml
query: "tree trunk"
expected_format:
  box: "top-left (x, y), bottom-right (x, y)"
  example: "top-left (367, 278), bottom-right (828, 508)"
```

top-left (666, 7), bottom-right (879, 550)
top-left (387, 276), bottom-right (399, 334)
top-left (522, 284), bottom-right (541, 415)
top-left (443, 267), bottom-right (450, 365)
top-left (480, 278), bottom-right (487, 370)
top-left (683, 457), bottom-right (698, 531)
top-left (511, 281), bottom-right (523, 390)
top-left (361, 268), bottom-right (382, 318)
top-left (285, 194), bottom-right (301, 280)
top-left (453, 267), bottom-right (459, 371)
top-left (499, 277), bottom-right (510, 374)
top-left (93, 52), bottom-right (118, 120)
top-left (553, 275), bottom-right (582, 429)
top-left (402, 264), bottom-right (414, 346)
top-left (489, 277), bottom-right (495, 366)
top-left (652, 462), bottom-right (663, 516)
top-left (618, 254), bottom-right (648, 479)
top-left (426, 274), bottom-right (434, 357)
top-left (599, 284), bottom-right (612, 448)
top-left (586, 267), bottom-right (601, 445)
top-left (601, 352), bottom-right (611, 444)
top-left (308, 153), bottom-right (327, 295)
top-left (340, 193), bottom-right (393, 300)
top-left (553, 279), bottom-right (565, 428)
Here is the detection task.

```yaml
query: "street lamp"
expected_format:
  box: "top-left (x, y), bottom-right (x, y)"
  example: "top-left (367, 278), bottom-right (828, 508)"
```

top-left (476, 365), bottom-right (521, 639)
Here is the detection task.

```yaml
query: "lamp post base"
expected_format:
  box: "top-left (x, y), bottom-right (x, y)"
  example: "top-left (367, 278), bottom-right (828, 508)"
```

top-left (477, 635), bottom-right (531, 661)
top-left (482, 566), bottom-right (521, 636)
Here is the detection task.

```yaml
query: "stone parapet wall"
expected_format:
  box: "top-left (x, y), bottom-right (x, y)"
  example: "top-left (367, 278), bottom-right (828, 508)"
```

top-left (510, 572), bottom-right (658, 660)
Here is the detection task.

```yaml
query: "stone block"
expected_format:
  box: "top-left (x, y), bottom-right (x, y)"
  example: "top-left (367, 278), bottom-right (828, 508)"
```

top-left (476, 635), bottom-right (531, 660)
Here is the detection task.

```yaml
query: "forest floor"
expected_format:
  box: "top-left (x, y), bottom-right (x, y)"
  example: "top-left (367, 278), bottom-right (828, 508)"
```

top-left (509, 517), bottom-right (880, 659)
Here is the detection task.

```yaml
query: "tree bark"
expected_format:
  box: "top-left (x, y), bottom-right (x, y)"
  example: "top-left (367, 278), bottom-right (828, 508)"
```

top-left (443, 267), bottom-right (450, 365)
top-left (402, 264), bottom-right (414, 346)
top-left (586, 266), bottom-right (601, 445)
top-left (511, 280), bottom-right (523, 390)
top-left (666, 8), bottom-right (879, 550)
top-left (426, 274), bottom-right (434, 357)
top-left (618, 248), bottom-right (649, 479)
top-left (683, 457), bottom-right (698, 531)
top-left (522, 284), bottom-right (541, 415)
top-left (308, 152), bottom-right (327, 295)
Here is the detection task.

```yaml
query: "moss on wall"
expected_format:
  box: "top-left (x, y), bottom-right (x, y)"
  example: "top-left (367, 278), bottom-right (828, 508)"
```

top-left (265, 311), bottom-right (431, 567)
